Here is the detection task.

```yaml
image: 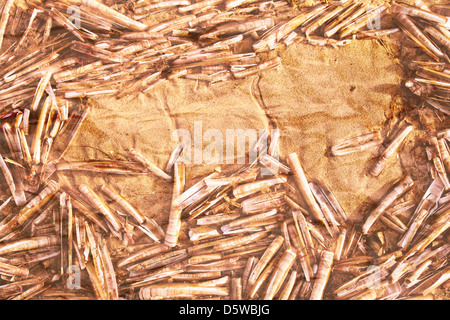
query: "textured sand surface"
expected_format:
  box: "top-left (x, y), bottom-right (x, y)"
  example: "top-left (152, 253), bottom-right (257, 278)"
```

top-left (52, 2), bottom-right (448, 295)
top-left (61, 38), bottom-right (404, 223)
top-left (4, 0), bottom-right (449, 299)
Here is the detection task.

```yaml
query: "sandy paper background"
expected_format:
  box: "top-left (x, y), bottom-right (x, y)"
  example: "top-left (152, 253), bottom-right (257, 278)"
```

top-left (13, 0), bottom-right (443, 298)
top-left (59, 35), bottom-right (402, 217)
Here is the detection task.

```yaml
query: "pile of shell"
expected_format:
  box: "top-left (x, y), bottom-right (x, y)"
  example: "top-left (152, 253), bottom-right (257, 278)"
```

top-left (0, 0), bottom-right (448, 300)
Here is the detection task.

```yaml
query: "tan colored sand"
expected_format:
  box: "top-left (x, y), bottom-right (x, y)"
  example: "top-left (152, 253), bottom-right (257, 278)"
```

top-left (54, 0), bottom-right (447, 225)
top-left (59, 36), bottom-right (403, 219)
top-left (6, 0), bottom-right (449, 299)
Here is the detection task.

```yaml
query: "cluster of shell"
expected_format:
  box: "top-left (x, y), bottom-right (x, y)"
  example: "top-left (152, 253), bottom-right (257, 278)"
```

top-left (0, 0), bottom-right (449, 300)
